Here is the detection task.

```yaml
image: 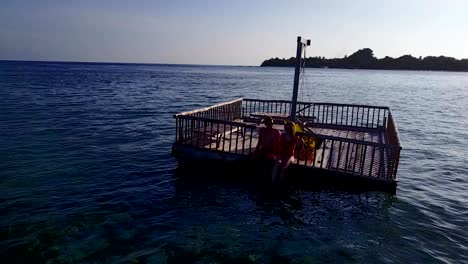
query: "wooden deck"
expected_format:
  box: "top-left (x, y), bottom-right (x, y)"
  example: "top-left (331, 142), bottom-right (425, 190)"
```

top-left (186, 121), bottom-right (390, 180)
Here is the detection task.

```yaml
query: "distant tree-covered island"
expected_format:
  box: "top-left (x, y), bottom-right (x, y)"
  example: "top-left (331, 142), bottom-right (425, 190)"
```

top-left (260, 48), bottom-right (468, 72)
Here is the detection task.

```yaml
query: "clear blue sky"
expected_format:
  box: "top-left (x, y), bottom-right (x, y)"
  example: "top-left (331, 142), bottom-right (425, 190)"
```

top-left (1, 0), bottom-right (467, 65)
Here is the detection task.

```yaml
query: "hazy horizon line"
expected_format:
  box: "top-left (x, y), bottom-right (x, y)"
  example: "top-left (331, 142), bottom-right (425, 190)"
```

top-left (0, 59), bottom-right (261, 67)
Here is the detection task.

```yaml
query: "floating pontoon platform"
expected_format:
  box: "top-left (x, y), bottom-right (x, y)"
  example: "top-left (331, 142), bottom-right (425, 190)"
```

top-left (172, 37), bottom-right (401, 193)
top-left (172, 98), bottom-right (402, 193)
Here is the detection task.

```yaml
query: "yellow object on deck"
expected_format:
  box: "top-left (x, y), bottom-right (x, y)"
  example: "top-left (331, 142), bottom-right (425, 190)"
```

top-left (295, 123), bottom-right (316, 149)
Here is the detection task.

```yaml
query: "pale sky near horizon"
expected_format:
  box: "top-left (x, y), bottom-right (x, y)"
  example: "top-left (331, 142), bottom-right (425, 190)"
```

top-left (1, 0), bottom-right (467, 65)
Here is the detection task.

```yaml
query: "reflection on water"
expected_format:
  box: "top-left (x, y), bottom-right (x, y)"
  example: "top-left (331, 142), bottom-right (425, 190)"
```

top-left (168, 173), bottom-right (398, 263)
top-left (1, 61), bottom-right (467, 263)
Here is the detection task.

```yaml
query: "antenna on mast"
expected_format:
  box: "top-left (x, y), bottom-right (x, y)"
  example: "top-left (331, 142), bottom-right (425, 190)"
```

top-left (290, 36), bottom-right (311, 121)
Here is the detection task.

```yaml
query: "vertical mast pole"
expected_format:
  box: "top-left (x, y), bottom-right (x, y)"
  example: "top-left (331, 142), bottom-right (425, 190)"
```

top-left (290, 36), bottom-right (310, 121)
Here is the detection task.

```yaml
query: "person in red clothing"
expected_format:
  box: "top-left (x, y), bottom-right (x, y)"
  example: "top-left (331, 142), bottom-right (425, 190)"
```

top-left (273, 121), bottom-right (299, 184)
top-left (253, 117), bottom-right (281, 181)
top-left (254, 116), bottom-right (281, 160)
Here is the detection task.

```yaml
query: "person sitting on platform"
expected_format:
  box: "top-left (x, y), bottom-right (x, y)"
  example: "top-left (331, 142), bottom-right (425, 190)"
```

top-left (254, 116), bottom-right (281, 161)
top-left (272, 121), bottom-right (299, 184)
top-left (253, 117), bottom-right (281, 182)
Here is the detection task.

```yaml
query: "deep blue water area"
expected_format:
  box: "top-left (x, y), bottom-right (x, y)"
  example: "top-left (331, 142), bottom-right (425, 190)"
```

top-left (1, 61), bottom-right (467, 263)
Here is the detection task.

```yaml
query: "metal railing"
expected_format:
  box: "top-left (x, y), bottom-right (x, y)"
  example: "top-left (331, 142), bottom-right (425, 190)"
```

top-left (242, 98), bottom-right (389, 129)
top-left (175, 115), bottom-right (256, 155)
top-left (176, 98), bottom-right (242, 121)
top-left (295, 132), bottom-right (400, 181)
top-left (385, 112), bottom-right (402, 179)
top-left (174, 98), bottom-right (401, 181)
top-left (242, 99), bottom-right (292, 118)
top-left (174, 99), bottom-right (255, 154)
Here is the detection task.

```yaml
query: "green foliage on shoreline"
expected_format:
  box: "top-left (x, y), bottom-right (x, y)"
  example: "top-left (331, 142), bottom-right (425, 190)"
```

top-left (261, 48), bottom-right (468, 72)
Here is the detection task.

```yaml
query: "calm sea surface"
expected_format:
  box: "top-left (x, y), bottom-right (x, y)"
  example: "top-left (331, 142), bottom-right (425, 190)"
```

top-left (1, 61), bottom-right (467, 263)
